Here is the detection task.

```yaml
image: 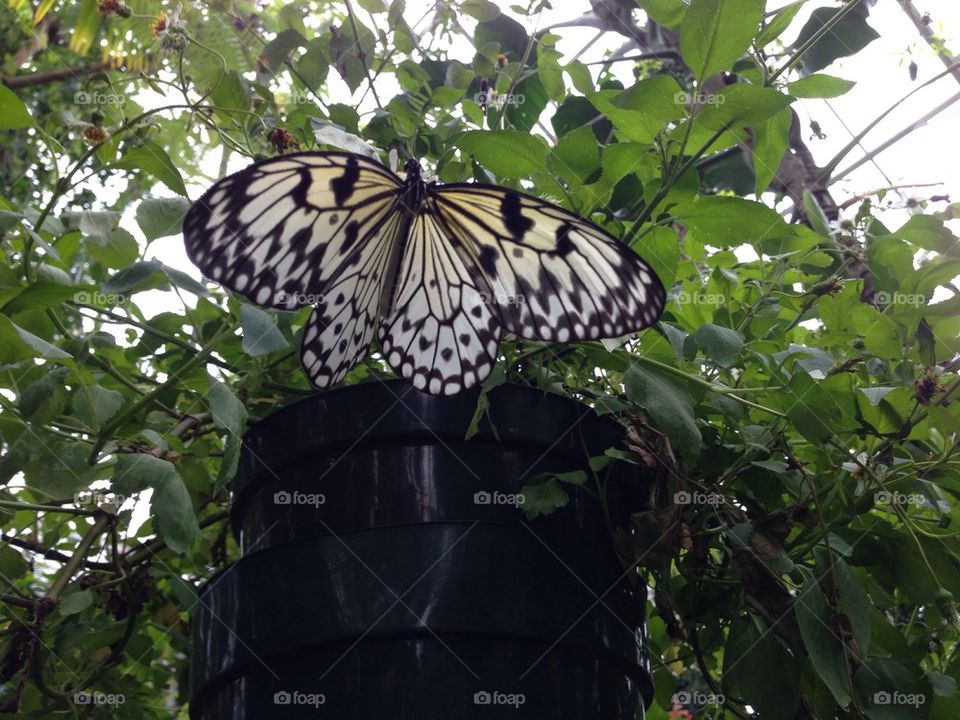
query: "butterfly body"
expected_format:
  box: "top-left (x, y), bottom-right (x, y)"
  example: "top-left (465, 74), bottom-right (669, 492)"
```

top-left (183, 151), bottom-right (665, 395)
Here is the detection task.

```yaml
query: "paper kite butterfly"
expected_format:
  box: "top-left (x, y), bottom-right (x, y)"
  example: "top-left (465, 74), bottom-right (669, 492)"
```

top-left (182, 152), bottom-right (666, 395)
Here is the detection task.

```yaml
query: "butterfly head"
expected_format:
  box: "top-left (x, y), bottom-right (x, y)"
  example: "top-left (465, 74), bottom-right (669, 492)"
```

top-left (403, 158), bottom-right (421, 179)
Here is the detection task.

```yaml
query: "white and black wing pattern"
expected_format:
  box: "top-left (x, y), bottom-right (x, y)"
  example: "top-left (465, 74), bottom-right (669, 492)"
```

top-left (379, 198), bottom-right (500, 395)
top-left (430, 185), bottom-right (666, 342)
top-left (182, 152), bottom-right (403, 310)
top-left (300, 204), bottom-right (405, 388)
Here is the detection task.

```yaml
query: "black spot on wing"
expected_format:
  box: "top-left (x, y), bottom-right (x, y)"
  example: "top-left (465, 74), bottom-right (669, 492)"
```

top-left (342, 220), bottom-right (360, 252)
top-left (330, 156), bottom-right (360, 205)
top-left (501, 192), bottom-right (534, 239)
top-left (478, 245), bottom-right (500, 276)
top-left (555, 223), bottom-right (576, 257)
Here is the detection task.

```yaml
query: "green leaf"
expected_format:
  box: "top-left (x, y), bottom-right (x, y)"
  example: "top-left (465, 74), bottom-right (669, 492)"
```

top-left (0, 546), bottom-right (28, 592)
top-left (114, 142), bottom-right (188, 196)
top-left (680, 0), bottom-right (766, 81)
top-left (72, 385), bottom-right (125, 430)
top-left (461, 0), bottom-right (500, 20)
top-left (0, 85), bottom-right (34, 129)
top-left (20, 367), bottom-right (70, 423)
top-left (112, 454), bottom-right (199, 553)
top-left (457, 131), bottom-right (549, 178)
top-left (782, 373), bottom-right (847, 443)
top-left (260, 28), bottom-right (306, 74)
top-left (793, 5), bottom-right (880, 74)
top-left (520, 477), bottom-right (569, 518)
top-left (753, 108), bottom-right (793, 195)
top-left (796, 567), bottom-right (852, 708)
top-left (589, 76), bottom-right (685, 145)
top-left (684, 323), bottom-right (744, 367)
top-left (207, 377), bottom-right (247, 437)
top-left (88, 228), bottom-right (139, 268)
top-left (136, 198), bottom-right (191, 241)
top-left (674, 195), bottom-right (795, 247)
top-left (636, 0), bottom-right (686, 29)
top-left (2, 317), bottom-right (72, 360)
top-left (113, 453), bottom-right (177, 495)
top-left (623, 364), bottom-right (701, 462)
top-left (698, 84), bottom-right (795, 130)
top-left (240, 304), bottom-right (289, 357)
top-left (757, 0), bottom-right (804, 47)
top-left (787, 74), bottom-right (857, 98)
top-left (550, 126), bottom-right (600, 184)
top-left (59, 590), bottom-right (94, 616)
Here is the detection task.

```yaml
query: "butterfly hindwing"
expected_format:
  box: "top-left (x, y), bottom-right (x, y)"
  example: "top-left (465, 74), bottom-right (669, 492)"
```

top-left (182, 152), bottom-right (402, 310)
top-left (430, 185), bottom-right (666, 343)
top-left (379, 198), bottom-right (500, 395)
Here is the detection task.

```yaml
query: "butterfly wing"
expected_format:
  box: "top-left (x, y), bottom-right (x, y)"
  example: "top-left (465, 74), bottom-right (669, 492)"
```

top-left (378, 197), bottom-right (500, 395)
top-left (430, 185), bottom-right (666, 342)
top-left (182, 152), bottom-right (403, 310)
top-left (300, 204), bottom-right (406, 388)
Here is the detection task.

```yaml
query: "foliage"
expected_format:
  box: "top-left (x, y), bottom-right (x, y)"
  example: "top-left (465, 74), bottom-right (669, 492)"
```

top-left (1, 0), bottom-right (958, 718)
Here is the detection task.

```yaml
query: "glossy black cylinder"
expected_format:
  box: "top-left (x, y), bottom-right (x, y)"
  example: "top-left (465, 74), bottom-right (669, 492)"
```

top-left (190, 380), bottom-right (654, 719)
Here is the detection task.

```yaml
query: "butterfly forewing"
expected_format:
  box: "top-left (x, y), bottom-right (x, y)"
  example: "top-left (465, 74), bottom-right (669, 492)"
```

top-left (431, 185), bottom-right (666, 343)
top-left (300, 203), bottom-right (406, 388)
top-left (182, 153), bottom-right (403, 310)
top-left (379, 198), bottom-right (500, 395)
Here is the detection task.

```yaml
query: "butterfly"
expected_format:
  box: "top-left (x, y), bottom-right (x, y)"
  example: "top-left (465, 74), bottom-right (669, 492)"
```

top-left (182, 151), bottom-right (666, 395)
